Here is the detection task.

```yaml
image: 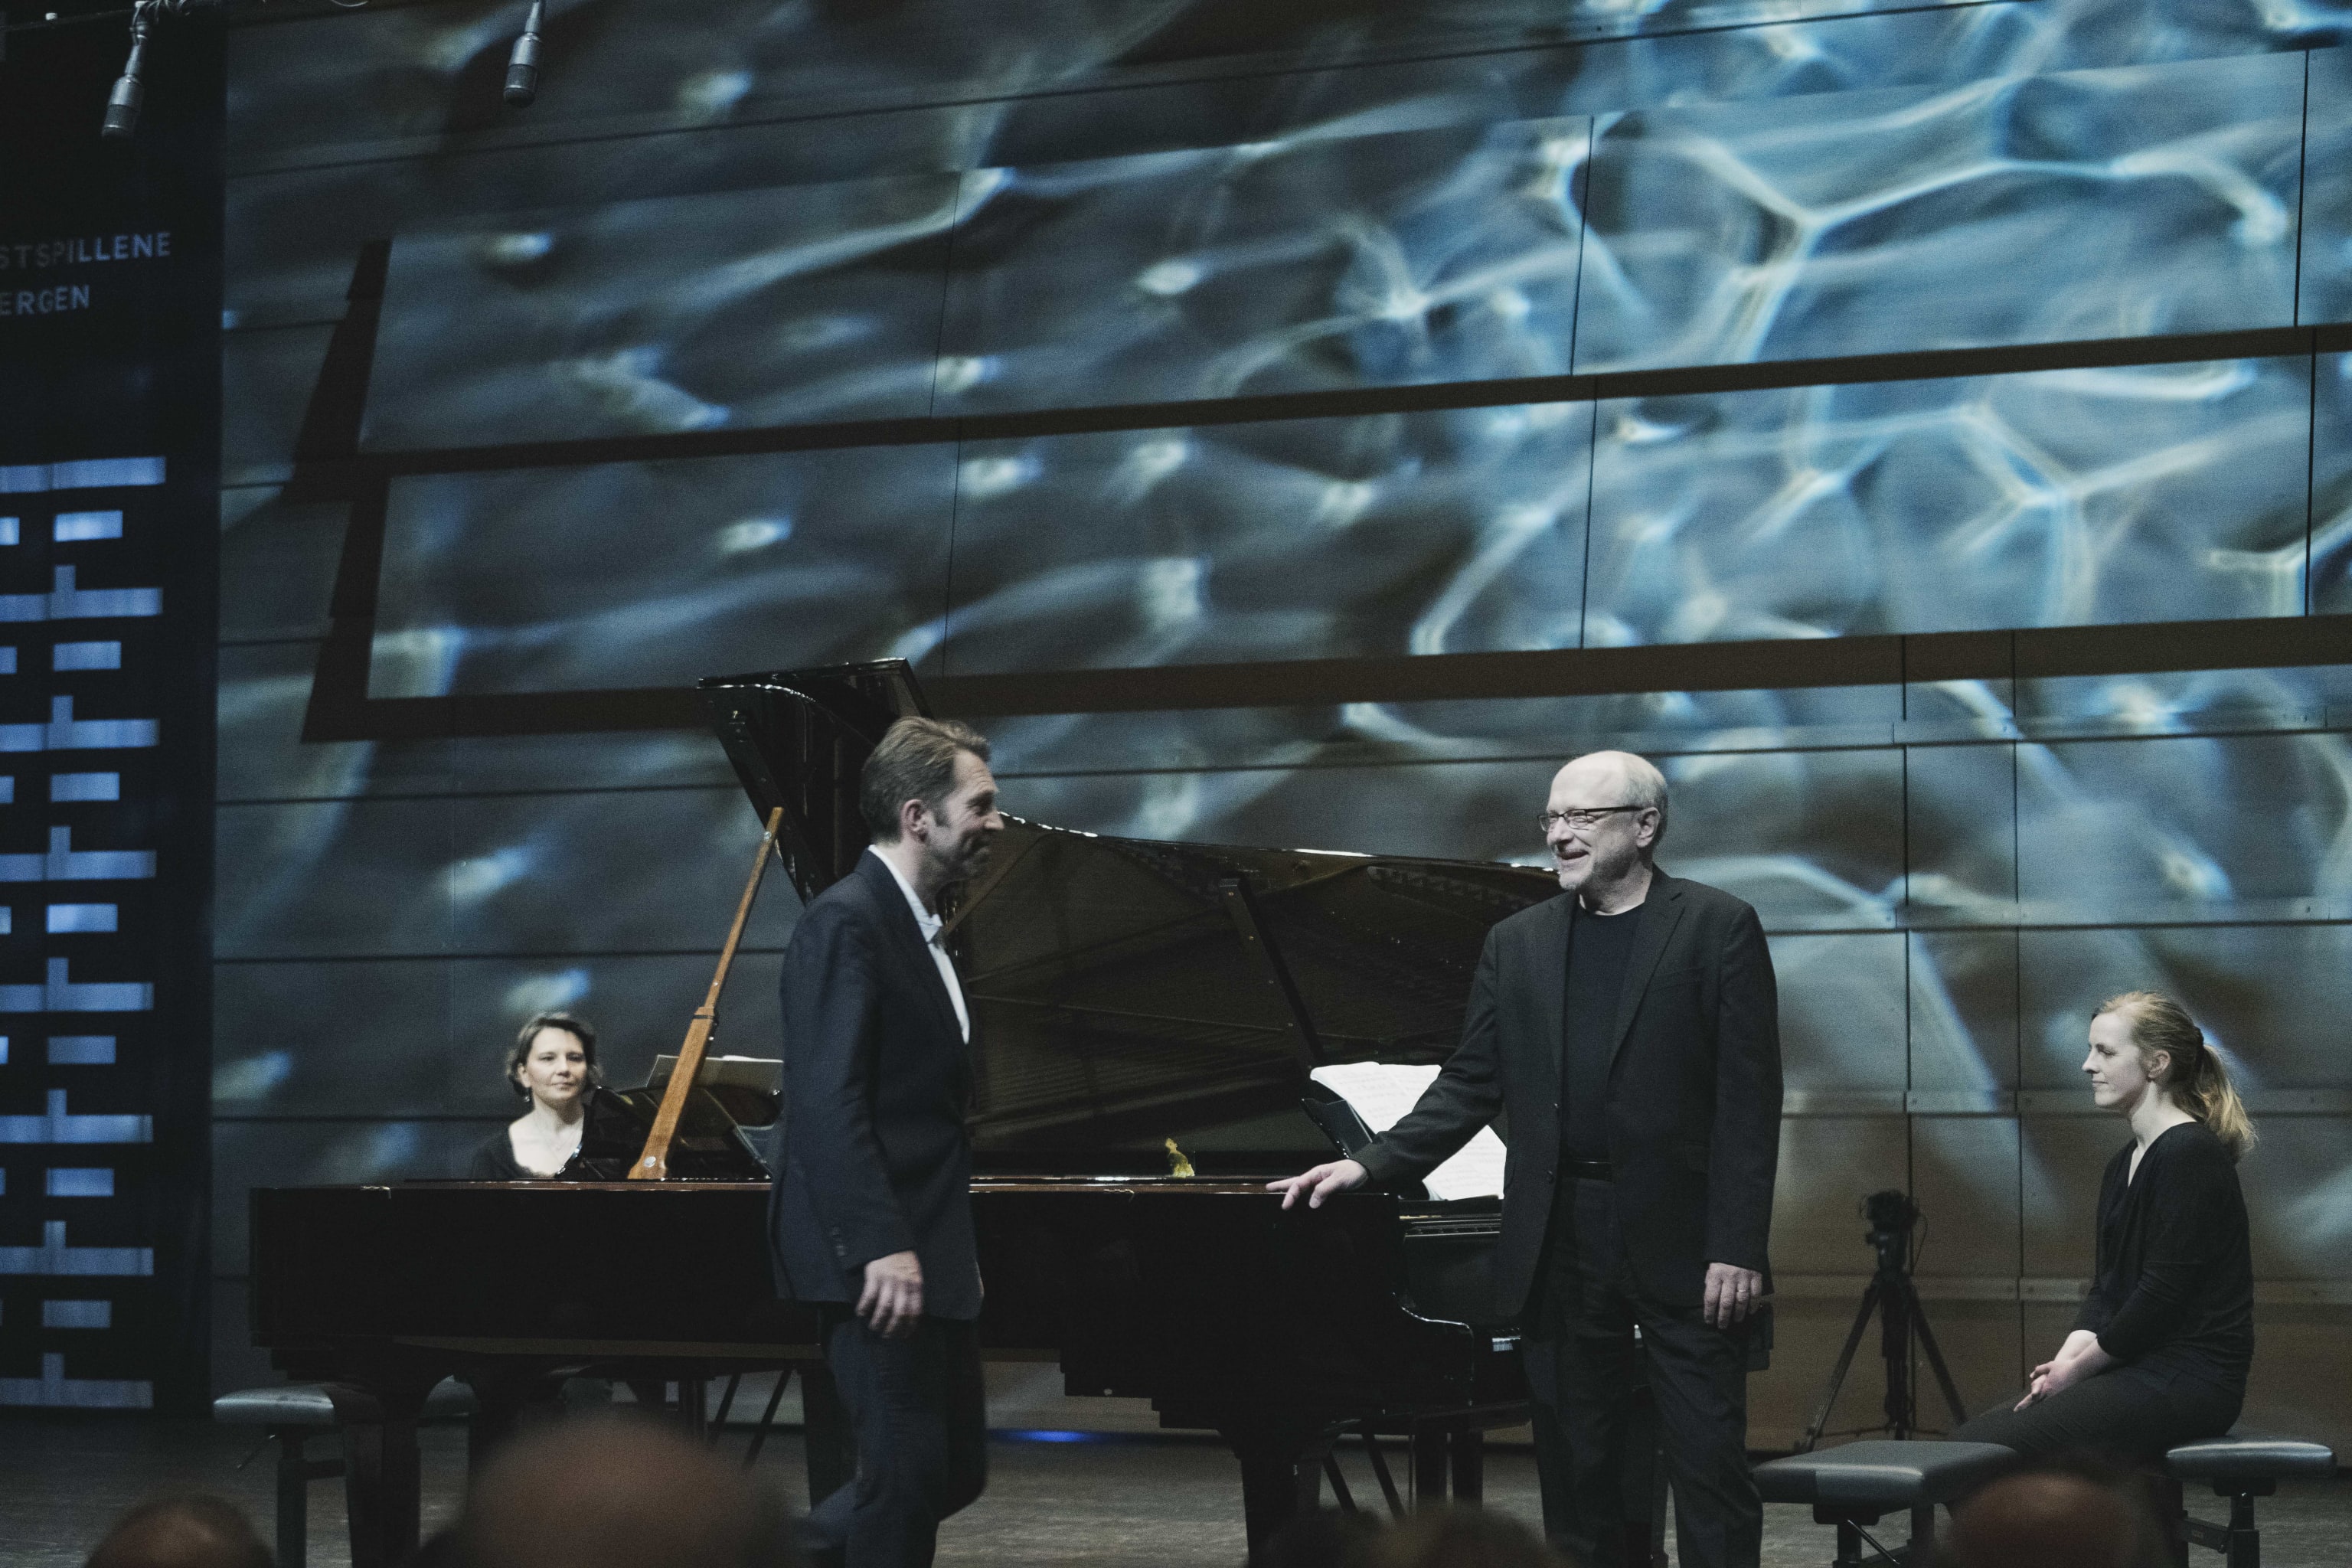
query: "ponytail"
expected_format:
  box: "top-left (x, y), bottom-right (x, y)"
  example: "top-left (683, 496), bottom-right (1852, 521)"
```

top-left (2094, 991), bottom-right (2257, 1161)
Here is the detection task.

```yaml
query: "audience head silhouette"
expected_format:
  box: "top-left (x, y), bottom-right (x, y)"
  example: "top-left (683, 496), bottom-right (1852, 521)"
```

top-left (454, 1414), bottom-right (794, 1568)
top-left (1368, 1509), bottom-right (1571, 1568)
top-left (1250, 1508), bottom-right (1386, 1568)
top-left (1250, 1506), bottom-right (1570, 1568)
top-left (1944, 1462), bottom-right (2165, 1568)
top-left (86, 1494), bottom-right (270, 1568)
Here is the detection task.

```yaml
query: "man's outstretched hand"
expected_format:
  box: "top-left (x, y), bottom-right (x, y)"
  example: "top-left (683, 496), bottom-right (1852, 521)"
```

top-left (858, 1250), bottom-right (924, 1338)
top-left (1267, 1158), bottom-right (1370, 1210)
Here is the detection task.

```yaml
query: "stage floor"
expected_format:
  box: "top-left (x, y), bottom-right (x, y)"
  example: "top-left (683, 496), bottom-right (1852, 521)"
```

top-left (0, 1419), bottom-right (2343, 1567)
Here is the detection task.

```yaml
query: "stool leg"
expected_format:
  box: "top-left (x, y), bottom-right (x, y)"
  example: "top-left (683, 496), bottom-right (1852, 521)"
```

top-left (274, 1430), bottom-right (308, 1568)
top-left (1911, 1501), bottom-right (1935, 1557)
top-left (2226, 1491), bottom-right (2259, 1568)
top-left (1834, 1517), bottom-right (1864, 1568)
top-left (2149, 1474), bottom-right (2189, 1568)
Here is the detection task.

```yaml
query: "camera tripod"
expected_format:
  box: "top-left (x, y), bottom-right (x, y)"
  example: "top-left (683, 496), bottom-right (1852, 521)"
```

top-left (1795, 1190), bottom-right (1969, 1452)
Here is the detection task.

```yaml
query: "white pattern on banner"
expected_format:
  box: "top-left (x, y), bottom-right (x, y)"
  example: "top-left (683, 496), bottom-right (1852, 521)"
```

top-left (0, 566), bottom-right (163, 626)
top-left (0, 1222), bottom-right (153, 1275)
top-left (0, 458), bottom-right (164, 492)
top-left (0, 1090), bottom-right (152, 1144)
top-left (0, 827), bottom-right (157, 881)
top-left (0, 960), bottom-right (153, 1014)
top-left (0, 1354), bottom-right (152, 1410)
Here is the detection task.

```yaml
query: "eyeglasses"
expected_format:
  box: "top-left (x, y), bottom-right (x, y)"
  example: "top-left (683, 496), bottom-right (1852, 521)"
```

top-left (1537, 805), bottom-right (1645, 835)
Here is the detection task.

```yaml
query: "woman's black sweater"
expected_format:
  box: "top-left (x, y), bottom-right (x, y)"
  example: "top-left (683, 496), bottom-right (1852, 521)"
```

top-left (2073, 1120), bottom-right (2253, 1389)
top-left (467, 1128), bottom-right (531, 1180)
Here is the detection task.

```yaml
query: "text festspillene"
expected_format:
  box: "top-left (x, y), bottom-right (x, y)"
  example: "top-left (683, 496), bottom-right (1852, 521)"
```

top-left (0, 234), bottom-right (174, 273)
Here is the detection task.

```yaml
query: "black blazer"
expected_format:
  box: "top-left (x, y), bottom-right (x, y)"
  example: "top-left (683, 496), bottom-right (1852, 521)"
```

top-left (768, 850), bottom-right (982, 1321)
top-left (1357, 870), bottom-right (1782, 1313)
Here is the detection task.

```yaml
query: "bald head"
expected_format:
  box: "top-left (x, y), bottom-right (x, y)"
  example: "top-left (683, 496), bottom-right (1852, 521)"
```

top-left (1543, 750), bottom-right (1668, 908)
top-left (86, 1495), bottom-right (269, 1568)
top-left (456, 1416), bottom-right (791, 1568)
top-left (1947, 1472), bottom-right (2150, 1568)
top-left (1552, 751), bottom-right (1669, 841)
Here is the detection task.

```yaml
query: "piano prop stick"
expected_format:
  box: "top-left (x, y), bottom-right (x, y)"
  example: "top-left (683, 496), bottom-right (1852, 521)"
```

top-left (630, 805), bottom-right (786, 1180)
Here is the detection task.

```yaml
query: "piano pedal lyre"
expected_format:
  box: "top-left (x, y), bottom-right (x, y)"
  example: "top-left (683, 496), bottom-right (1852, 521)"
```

top-left (1321, 1426), bottom-right (1408, 1521)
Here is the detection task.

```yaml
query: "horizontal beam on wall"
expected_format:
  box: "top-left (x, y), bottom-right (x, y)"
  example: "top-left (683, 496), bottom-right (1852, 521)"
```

top-left (302, 612), bottom-right (2352, 739)
top-left (1769, 1276), bottom-right (2352, 1305)
top-left (285, 245), bottom-right (2352, 743)
top-left (1785, 1088), bottom-right (2352, 1116)
top-left (285, 321), bottom-right (2352, 485)
top-left (933, 616), bottom-right (2352, 716)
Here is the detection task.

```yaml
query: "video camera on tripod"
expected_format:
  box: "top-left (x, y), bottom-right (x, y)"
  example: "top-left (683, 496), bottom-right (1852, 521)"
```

top-left (1794, 1189), bottom-right (1970, 1452)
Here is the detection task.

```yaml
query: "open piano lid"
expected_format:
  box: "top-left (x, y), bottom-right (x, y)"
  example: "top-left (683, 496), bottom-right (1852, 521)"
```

top-left (697, 663), bottom-right (1556, 1166)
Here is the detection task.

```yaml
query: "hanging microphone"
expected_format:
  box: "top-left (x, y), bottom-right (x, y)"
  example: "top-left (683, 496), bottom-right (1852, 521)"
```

top-left (503, 0), bottom-right (544, 108)
top-left (102, 2), bottom-right (157, 139)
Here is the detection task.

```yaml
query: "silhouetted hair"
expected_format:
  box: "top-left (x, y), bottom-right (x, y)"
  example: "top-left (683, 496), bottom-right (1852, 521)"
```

top-left (505, 1011), bottom-right (602, 1101)
top-left (87, 1494), bottom-right (271, 1568)
top-left (1250, 1508), bottom-right (1383, 1568)
top-left (455, 1413), bottom-right (795, 1568)
top-left (2094, 991), bottom-right (2256, 1160)
top-left (859, 717), bottom-right (991, 843)
top-left (1942, 1452), bottom-right (2168, 1568)
top-left (1369, 1507), bottom-right (1570, 1568)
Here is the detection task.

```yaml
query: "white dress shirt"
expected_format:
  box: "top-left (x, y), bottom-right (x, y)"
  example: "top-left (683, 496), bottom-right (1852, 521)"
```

top-left (867, 844), bottom-right (970, 1043)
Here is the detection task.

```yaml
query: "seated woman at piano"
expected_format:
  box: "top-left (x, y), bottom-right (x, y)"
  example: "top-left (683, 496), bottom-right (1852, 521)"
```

top-left (1953, 990), bottom-right (2256, 1462)
top-left (469, 1011), bottom-right (603, 1179)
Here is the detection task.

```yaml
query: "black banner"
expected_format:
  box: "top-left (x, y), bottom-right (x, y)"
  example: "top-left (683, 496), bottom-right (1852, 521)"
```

top-left (0, 7), bottom-right (223, 1415)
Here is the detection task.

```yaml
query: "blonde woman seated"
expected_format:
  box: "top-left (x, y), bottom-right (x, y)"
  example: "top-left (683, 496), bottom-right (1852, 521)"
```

top-left (470, 1012), bottom-right (603, 1179)
top-left (1953, 991), bottom-right (2255, 1461)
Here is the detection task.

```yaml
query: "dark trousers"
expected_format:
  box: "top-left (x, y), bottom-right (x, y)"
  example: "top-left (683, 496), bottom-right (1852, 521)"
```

top-left (1951, 1360), bottom-right (2241, 1463)
top-left (805, 1307), bottom-right (988, 1568)
top-left (1523, 1177), bottom-right (1762, 1568)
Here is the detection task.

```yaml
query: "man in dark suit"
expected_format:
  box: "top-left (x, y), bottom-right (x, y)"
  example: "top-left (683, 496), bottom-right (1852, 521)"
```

top-left (770, 716), bottom-right (1004, 1568)
top-left (1271, 750), bottom-right (1781, 1568)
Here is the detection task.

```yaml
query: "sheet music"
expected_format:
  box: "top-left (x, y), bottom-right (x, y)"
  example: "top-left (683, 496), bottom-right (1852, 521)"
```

top-left (1309, 1063), bottom-right (1507, 1201)
top-left (649, 1054), bottom-right (782, 1092)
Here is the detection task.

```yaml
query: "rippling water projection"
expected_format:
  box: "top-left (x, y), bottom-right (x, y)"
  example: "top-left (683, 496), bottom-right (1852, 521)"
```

top-left (347, 49), bottom-right (2316, 440)
top-left (213, 0), bottom-right (2352, 1430)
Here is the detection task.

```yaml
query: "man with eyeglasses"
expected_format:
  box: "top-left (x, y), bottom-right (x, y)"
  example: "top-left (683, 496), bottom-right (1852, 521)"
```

top-left (1271, 750), bottom-right (1781, 1568)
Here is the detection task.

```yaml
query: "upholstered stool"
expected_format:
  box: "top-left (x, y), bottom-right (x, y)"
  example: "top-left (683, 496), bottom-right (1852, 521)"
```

top-left (2155, 1430), bottom-right (2337, 1568)
top-left (213, 1380), bottom-right (475, 1568)
top-left (1755, 1440), bottom-right (2014, 1566)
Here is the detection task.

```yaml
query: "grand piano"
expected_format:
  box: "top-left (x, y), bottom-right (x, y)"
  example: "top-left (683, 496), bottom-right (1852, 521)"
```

top-left (249, 662), bottom-right (1555, 1566)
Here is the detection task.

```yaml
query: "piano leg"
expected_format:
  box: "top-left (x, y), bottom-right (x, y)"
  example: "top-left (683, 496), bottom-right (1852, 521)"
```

top-left (1450, 1428), bottom-right (1485, 1504)
top-left (459, 1366), bottom-right (568, 1472)
top-left (323, 1377), bottom-right (432, 1568)
top-left (1219, 1416), bottom-right (1338, 1549)
top-left (1411, 1427), bottom-right (1449, 1509)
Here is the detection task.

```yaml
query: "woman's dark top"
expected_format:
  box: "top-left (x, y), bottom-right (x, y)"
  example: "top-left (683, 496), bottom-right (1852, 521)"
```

top-left (2073, 1120), bottom-right (2252, 1390)
top-left (468, 1128), bottom-right (531, 1180)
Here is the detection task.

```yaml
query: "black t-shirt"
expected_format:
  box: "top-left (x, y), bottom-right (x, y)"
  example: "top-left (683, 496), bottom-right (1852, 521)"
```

top-left (1562, 897), bottom-right (1644, 1162)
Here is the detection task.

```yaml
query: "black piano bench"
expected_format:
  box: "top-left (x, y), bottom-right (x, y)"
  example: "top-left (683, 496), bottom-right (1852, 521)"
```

top-left (2153, 1431), bottom-right (2338, 1568)
top-left (1753, 1440), bottom-right (2014, 1566)
top-left (212, 1380), bottom-right (476, 1568)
